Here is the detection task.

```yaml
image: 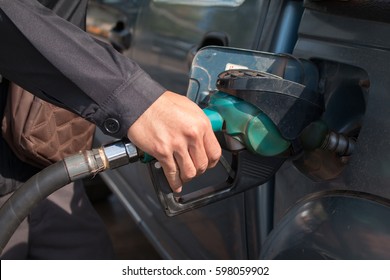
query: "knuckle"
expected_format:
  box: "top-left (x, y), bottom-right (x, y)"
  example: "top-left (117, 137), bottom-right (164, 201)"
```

top-left (185, 126), bottom-right (200, 139)
top-left (207, 149), bottom-right (222, 168)
top-left (186, 119), bottom-right (208, 138)
top-left (163, 168), bottom-right (181, 189)
top-left (181, 167), bottom-right (197, 182)
top-left (153, 144), bottom-right (170, 159)
top-left (210, 147), bottom-right (222, 162)
top-left (166, 169), bottom-right (178, 176)
top-left (197, 161), bottom-right (208, 175)
top-left (172, 140), bottom-right (185, 153)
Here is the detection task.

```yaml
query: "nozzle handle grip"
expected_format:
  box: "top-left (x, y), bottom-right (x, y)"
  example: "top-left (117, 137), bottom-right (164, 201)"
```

top-left (150, 150), bottom-right (286, 216)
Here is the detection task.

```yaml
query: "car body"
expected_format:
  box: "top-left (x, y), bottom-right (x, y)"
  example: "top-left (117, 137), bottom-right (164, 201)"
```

top-left (89, 0), bottom-right (390, 259)
top-left (87, 0), bottom-right (142, 51)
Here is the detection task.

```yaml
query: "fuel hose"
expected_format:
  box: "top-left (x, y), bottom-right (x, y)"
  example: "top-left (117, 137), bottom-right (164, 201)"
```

top-left (0, 139), bottom-right (140, 254)
top-left (0, 161), bottom-right (71, 254)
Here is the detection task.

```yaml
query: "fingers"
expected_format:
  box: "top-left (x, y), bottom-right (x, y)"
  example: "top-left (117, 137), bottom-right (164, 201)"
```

top-left (203, 127), bottom-right (222, 169)
top-left (155, 116), bottom-right (221, 193)
top-left (160, 136), bottom-right (218, 193)
top-left (127, 91), bottom-right (222, 193)
top-left (160, 146), bottom-right (203, 193)
top-left (174, 150), bottom-right (197, 182)
top-left (188, 139), bottom-right (209, 176)
top-left (159, 157), bottom-right (182, 193)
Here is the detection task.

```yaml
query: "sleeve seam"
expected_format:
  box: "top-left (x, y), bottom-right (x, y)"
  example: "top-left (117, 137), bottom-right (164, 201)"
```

top-left (100, 69), bottom-right (143, 111)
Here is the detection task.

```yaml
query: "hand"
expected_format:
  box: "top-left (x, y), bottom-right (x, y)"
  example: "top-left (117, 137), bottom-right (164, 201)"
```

top-left (127, 91), bottom-right (221, 192)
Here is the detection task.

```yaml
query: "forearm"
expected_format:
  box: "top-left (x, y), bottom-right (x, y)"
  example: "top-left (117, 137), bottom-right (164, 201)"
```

top-left (0, 0), bottom-right (165, 137)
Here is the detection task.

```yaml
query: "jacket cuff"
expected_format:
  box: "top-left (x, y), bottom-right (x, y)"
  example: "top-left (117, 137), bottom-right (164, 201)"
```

top-left (93, 69), bottom-right (166, 138)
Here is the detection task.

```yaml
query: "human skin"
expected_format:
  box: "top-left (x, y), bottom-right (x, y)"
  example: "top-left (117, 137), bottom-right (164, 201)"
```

top-left (127, 91), bottom-right (222, 192)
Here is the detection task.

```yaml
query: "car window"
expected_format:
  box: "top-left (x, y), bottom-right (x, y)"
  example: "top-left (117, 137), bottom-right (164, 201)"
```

top-left (152, 0), bottom-right (245, 7)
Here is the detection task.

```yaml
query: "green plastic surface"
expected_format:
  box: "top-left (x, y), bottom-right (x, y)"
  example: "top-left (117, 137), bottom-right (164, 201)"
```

top-left (204, 91), bottom-right (290, 156)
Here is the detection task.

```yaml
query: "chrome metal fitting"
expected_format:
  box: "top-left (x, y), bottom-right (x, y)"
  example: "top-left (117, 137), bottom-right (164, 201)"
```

top-left (321, 131), bottom-right (356, 156)
top-left (64, 149), bottom-right (107, 181)
top-left (102, 139), bottom-right (140, 169)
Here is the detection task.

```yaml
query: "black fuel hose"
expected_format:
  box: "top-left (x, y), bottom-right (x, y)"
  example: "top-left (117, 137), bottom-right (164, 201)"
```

top-left (0, 140), bottom-right (139, 255)
top-left (0, 160), bottom-right (71, 254)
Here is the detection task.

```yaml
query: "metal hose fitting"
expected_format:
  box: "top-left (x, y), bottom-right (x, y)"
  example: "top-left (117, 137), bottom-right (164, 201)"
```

top-left (63, 139), bottom-right (140, 181)
top-left (63, 149), bottom-right (107, 181)
top-left (321, 131), bottom-right (356, 156)
top-left (102, 139), bottom-right (140, 169)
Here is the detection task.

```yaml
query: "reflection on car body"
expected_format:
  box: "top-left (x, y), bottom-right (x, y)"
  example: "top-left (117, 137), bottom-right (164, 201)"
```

top-left (88, 0), bottom-right (390, 259)
top-left (87, 0), bottom-right (142, 50)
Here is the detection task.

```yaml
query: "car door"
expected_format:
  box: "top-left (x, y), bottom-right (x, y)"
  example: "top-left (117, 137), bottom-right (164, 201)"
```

top-left (262, 0), bottom-right (390, 259)
top-left (87, 0), bottom-right (142, 51)
top-left (92, 0), bottom-right (390, 260)
top-left (94, 0), bottom-right (305, 259)
top-left (126, 0), bottom-right (290, 94)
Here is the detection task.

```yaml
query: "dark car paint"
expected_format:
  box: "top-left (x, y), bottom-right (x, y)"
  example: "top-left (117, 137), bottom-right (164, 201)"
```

top-left (124, 0), bottom-right (295, 94)
top-left (91, 0), bottom-right (294, 259)
top-left (89, 0), bottom-right (390, 259)
top-left (262, 191), bottom-right (390, 259)
top-left (87, 0), bottom-right (142, 50)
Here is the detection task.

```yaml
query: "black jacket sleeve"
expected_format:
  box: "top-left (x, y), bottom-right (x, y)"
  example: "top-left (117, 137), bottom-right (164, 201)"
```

top-left (0, 0), bottom-right (166, 138)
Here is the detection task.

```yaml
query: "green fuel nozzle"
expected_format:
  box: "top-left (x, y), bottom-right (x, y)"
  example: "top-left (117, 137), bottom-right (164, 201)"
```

top-left (204, 91), bottom-right (290, 156)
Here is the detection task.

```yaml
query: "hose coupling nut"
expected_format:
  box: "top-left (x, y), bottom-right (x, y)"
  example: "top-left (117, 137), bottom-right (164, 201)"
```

top-left (102, 138), bottom-right (140, 169)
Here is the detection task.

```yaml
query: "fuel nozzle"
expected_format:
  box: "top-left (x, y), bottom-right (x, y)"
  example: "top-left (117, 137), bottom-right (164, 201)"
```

top-left (205, 69), bottom-right (356, 159)
top-left (299, 120), bottom-right (356, 156)
top-left (204, 91), bottom-right (291, 156)
top-left (202, 69), bottom-right (324, 157)
top-left (215, 69), bottom-right (324, 145)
